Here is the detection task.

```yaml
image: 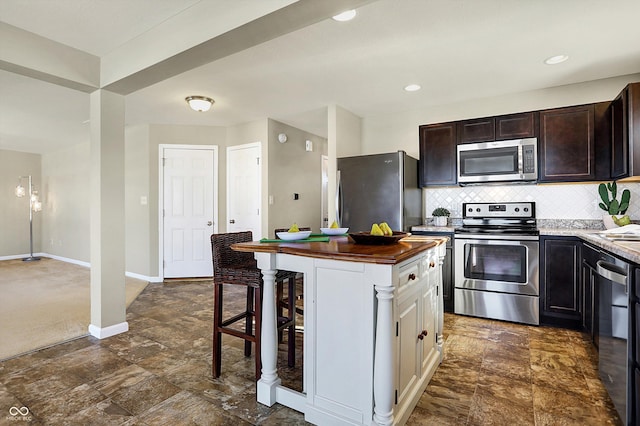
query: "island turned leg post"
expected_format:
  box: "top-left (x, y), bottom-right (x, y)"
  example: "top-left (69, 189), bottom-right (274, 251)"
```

top-left (257, 268), bottom-right (281, 405)
top-left (373, 285), bottom-right (394, 425)
top-left (436, 252), bottom-right (445, 358)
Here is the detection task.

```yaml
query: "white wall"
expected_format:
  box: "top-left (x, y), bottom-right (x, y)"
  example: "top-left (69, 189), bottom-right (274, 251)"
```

top-left (361, 74), bottom-right (640, 159)
top-left (125, 125), bottom-right (150, 276)
top-left (0, 150), bottom-right (42, 257)
top-left (42, 143), bottom-right (90, 261)
top-left (268, 119), bottom-right (328, 236)
top-left (361, 74), bottom-right (640, 223)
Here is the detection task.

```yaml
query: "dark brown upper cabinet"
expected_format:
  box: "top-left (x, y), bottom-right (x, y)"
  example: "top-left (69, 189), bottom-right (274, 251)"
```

top-left (457, 117), bottom-right (494, 144)
top-left (419, 123), bottom-right (457, 186)
top-left (611, 82), bottom-right (640, 179)
top-left (539, 104), bottom-right (595, 182)
top-left (495, 112), bottom-right (538, 140)
top-left (594, 101), bottom-right (613, 181)
top-left (457, 112), bottom-right (538, 144)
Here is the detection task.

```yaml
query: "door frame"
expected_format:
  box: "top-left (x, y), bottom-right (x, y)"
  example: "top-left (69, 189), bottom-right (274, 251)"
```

top-left (226, 141), bottom-right (262, 239)
top-left (158, 144), bottom-right (219, 280)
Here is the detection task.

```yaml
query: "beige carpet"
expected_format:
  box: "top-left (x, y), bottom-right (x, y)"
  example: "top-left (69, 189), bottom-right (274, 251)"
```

top-left (0, 257), bottom-right (148, 360)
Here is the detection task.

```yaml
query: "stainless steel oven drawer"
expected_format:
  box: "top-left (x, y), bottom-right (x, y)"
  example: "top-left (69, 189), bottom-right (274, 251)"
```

top-left (454, 288), bottom-right (539, 325)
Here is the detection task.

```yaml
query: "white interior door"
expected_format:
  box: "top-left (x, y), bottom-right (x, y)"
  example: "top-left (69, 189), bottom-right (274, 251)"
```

top-left (227, 142), bottom-right (261, 239)
top-left (163, 147), bottom-right (216, 278)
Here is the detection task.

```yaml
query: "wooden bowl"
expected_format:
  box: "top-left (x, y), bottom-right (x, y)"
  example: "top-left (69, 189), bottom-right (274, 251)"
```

top-left (348, 231), bottom-right (409, 245)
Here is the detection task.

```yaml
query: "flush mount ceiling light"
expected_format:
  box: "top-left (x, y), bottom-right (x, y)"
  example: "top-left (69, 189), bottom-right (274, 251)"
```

top-left (332, 9), bottom-right (356, 21)
top-left (185, 96), bottom-right (214, 112)
top-left (544, 54), bottom-right (569, 65)
top-left (404, 84), bottom-right (421, 92)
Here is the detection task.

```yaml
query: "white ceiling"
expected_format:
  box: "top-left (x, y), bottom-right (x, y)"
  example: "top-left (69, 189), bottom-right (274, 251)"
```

top-left (1, 0), bottom-right (640, 154)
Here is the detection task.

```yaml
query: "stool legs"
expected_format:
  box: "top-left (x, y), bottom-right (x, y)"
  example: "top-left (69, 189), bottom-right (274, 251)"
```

top-left (212, 278), bottom-right (295, 381)
top-left (212, 282), bottom-right (223, 378)
top-left (253, 285), bottom-right (262, 380)
top-left (245, 286), bottom-right (254, 357)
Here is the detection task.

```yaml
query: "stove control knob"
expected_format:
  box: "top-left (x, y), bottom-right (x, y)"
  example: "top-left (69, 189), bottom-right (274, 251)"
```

top-left (524, 207), bottom-right (529, 212)
top-left (468, 208), bottom-right (473, 213)
top-left (515, 208), bottom-right (520, 212)
top-left (476, 208), bottom-right (481, 212)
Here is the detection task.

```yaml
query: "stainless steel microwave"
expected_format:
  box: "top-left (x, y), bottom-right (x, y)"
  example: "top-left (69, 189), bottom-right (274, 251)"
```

top-left (457, 138), bottom-right (538, 184)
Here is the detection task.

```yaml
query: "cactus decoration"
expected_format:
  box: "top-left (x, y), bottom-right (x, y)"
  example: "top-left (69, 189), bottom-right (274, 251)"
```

top-left (598, 181), bottom-right (630, 215)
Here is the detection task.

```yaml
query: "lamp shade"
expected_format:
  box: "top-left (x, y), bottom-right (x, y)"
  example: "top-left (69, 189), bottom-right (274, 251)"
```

top-left (185, 96), bottom-right (214, 112)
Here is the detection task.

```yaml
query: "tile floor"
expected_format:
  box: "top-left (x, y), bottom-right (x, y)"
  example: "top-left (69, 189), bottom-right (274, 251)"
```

top-left (0, 280), bottom-right (623, 425)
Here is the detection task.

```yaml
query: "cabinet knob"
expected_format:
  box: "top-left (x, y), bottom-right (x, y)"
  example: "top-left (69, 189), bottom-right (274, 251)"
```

top-left (417, 330), bottom-right (428, 340)
top-left (408, 273), bottom-right (416, 281)
top-left (429, 261), bottom-right (435, 268)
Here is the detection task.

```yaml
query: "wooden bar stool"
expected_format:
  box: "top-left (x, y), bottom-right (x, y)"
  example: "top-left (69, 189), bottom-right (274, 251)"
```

top-left (211, 231), bottom-right (296, 380)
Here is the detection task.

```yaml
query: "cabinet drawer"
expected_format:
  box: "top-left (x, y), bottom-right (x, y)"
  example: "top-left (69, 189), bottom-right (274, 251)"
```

top-left (420, 254), bottom-right (437, 279)
top-left (398, 259), bottom-right (420, 289)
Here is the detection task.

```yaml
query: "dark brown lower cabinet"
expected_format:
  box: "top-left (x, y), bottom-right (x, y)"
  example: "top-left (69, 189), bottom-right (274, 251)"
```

top-left (540, 236), bottom-right (582, 328)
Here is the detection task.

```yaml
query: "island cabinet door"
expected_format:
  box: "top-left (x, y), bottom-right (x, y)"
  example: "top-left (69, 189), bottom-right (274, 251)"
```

top-left (420, 254), bottom-right (439, 374)
top-left (396, 285), bottom-right (421, 406)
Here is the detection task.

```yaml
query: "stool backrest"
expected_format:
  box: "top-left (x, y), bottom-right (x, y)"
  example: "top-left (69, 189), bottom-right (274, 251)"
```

top-left (211, 231), bottom-right (254, 275)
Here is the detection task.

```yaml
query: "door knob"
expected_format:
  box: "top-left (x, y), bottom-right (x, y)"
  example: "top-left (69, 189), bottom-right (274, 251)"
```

top-left (229, 219), bottom-right (235, 224)
top-left (207, 221), bottom-right (213, 226)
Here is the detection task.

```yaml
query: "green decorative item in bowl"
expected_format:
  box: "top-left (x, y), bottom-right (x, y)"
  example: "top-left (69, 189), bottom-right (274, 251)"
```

top-left (432, 207), bottom-right (450, 227)
top-left (598, 181), bottom-right (631, 229)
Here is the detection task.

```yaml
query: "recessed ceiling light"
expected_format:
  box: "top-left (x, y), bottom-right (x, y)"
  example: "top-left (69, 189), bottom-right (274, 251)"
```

top-left (544, 55), bottom-right (569, 65)
top-left (332, 10), bottom-right (356, 21)
top-left (404, 84), bottom-right (421, 92)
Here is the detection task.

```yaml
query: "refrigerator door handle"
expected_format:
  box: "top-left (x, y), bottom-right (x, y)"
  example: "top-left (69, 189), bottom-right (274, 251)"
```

top-left (336, 170), bottom-right (342, 225)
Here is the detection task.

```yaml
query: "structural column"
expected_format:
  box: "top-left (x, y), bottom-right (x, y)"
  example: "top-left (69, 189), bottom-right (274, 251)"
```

top-left (88, 89), bottom-right (128, 339)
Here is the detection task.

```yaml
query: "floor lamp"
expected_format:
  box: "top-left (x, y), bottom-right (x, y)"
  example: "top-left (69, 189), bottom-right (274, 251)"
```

top-left (15, 175), bottom-right (42, 261)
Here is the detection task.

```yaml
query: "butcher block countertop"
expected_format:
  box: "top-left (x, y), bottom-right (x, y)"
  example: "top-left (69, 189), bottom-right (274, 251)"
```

top-left (232, 235), bottom-right (448, 265)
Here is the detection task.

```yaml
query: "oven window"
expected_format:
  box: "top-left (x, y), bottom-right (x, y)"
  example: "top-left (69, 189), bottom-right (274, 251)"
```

top-left (459, 147), bottom-right (518, 176)
top-left (464, 243), bottom-right (527, 283)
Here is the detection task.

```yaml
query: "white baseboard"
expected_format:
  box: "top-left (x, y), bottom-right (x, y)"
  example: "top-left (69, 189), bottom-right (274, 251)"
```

top-left (41, 253), bottom-right (90, 268)
top-left (0, 252), bottom-right (48, 261)
top-left (88, 321), bottom-right (129, 339)
top-left (0, 253), bottom-right (162, 282)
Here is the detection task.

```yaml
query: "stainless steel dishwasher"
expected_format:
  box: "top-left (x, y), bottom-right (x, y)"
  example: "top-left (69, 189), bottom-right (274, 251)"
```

top-left (592, 246), bottom-right (630, 424)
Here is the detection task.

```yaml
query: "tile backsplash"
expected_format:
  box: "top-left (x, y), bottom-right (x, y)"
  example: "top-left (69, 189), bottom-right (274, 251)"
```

top-left (424, 182), bottom-right (640, 221)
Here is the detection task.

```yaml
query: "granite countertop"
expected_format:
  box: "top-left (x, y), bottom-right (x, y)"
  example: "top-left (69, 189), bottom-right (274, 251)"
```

top-left (411, 225), bottom-right (455, 233)
top-left (411, 223), bottom-right (640, 264)
top-left (540, 228), bottom-right (640, 264)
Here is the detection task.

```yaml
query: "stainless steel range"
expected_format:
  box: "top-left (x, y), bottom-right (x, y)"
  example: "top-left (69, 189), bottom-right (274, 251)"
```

top-left (454, 202), bottom-right (539, 325)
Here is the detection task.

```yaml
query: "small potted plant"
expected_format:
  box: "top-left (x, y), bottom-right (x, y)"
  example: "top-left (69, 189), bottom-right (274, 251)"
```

top-left (432, 207), bottom-right (450, 227)
top-left (598, 181), bottom-right (631, 229)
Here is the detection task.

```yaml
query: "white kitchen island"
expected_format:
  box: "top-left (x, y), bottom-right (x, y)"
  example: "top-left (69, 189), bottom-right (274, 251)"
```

top-left (232, 235), bottom-right (447, 426)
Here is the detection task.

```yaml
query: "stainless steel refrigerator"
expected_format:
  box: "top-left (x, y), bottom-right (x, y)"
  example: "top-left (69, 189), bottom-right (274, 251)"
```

top-left (337, 151), bottom-right (423, 232)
